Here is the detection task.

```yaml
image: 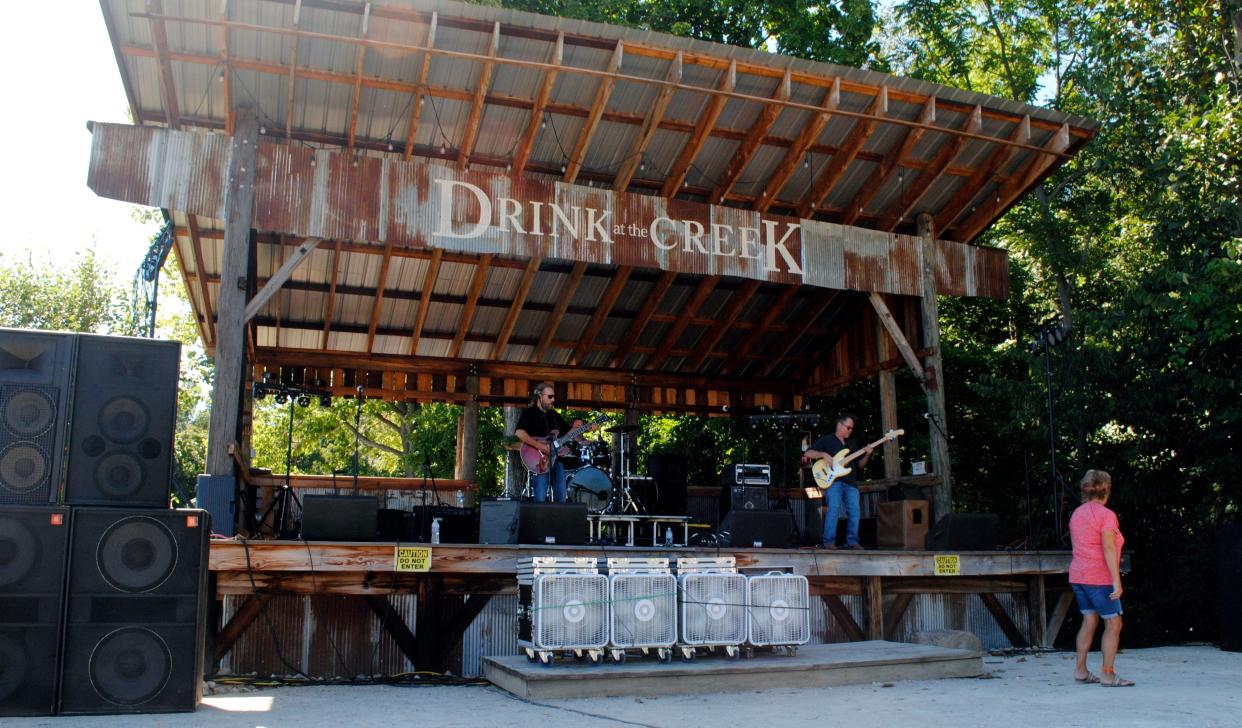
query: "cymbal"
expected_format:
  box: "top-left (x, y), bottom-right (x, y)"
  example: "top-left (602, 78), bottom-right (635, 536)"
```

top-left (605, 424), bottom-right (640, 434)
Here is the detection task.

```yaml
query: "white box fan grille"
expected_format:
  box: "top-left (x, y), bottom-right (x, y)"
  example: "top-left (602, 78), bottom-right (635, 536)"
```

top-left (677, 573), bottom-right (748, 646)
top-left (746, 574), bottom-right (810, 646)
top-left (532, 574), bottom-right (609, 650)
top-left (608, 574), bottom-right (677, 649)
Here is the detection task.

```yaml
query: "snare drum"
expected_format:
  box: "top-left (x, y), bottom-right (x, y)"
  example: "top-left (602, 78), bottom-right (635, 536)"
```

top-left (567, 466), bottom-right (612, 512)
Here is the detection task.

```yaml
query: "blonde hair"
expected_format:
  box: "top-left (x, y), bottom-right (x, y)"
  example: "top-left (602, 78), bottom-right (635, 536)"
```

top-left (1080, 469), bottom-right (1113, 501)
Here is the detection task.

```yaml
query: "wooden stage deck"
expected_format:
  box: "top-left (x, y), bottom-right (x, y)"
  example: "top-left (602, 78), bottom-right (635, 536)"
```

top-left (208, 541), bottom-right (1081, 676)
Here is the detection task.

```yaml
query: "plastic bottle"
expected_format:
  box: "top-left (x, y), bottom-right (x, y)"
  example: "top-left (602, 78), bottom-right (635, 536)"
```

top-left (455, 490), bottom-right (465, 508)
top-left (664, 526), bottom-right (674, 546)
top-left (431, 517), bottom-right (442, 544)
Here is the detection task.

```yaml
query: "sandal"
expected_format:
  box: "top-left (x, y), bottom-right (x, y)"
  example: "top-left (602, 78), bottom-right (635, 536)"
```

top-left (1100, 672), bottom-right (1135, 687)
top-left (1075, 671), bottom-right (1100, 684)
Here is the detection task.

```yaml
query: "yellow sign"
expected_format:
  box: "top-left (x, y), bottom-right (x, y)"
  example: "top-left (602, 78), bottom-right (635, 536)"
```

top-left (395, 546), bottom-right (432, 572)
top-left (933, 554), bottom-right (961, 576)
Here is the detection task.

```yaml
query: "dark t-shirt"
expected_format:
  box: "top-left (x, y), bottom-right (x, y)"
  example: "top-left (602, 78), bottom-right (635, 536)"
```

top-left (516, 405), bottom-right (570, 441)
top-left (811, 433), bottom-right (860, 485)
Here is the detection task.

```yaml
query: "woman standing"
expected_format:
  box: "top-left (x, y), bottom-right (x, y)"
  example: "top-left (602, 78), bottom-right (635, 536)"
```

top-left (1069, 469), bottom-right (1134, 687)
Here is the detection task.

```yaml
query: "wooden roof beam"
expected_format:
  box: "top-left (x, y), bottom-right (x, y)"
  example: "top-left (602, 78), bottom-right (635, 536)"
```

top-left (798, 86), bottom-right (887, 219)
top-left (610, 270), bottom-right (676, 369)
top-left (878, 105), bottom-right (983, 232)
top-left (564, 39), bottom-right (623, 183)
top-left (613, 52), bottom-right (681, 192)
top-left (840, 95), bottom-right (936, 226)
top-left (408, 248), bottom-right (442, 355)
top-left (346, 2), bottom-right (371, 151)
top-left (867, 292), bottom-right (926, 385)
top-left (146, 1), bottom-right (182, 129)
top-left (244, 237), bottom-right (323, 323)
top-left (532, 261), bottom-right (586, 362)
top-left (284, 0), bottom-right (302, 140)
top-left (491, 256), bottom-right (541, 358)
top-left (644, 275), bottom-right (720, 371)
top-left (402, 12), bottom-right (437, 160)
top-left (185, 214), bottom-right (214, 348)
top-left (661, 60), bottom-right (736, 198)
top-left (448, 254), bottom-right (492, 358)
top-left (934, 115), bottom-right (1029, 234)
top-left (682, 279), bottom-right (761, 372)
top-left (512, 32), bottom-right (562, 175)
top-left (759, 290), bottom-right (840, 378)
top-left (364, 242), bottom-right (393, 352)
top-left (569, 266), bottom-right (631, 366)
top-left (953, 123), bottom-right (1071, 242)
top-left (756, 78), bottom-right (839, 213)
top-left (720, 284), bottom-right (801, 376)
top-left (712, 69), bottom-right (791, 205)
top-left (457, 21), bottom-right (500, 169)
top-left (320, 239), bottom-right (342, 349)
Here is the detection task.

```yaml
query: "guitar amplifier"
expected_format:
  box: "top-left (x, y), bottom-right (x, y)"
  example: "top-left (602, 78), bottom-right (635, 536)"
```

top-left (721, 485), bottom-right (769, 519)
top-left (718, 463), bottom-right (771, 486)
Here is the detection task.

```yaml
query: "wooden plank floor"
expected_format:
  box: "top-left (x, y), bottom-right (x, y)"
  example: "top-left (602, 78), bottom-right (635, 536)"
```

top-left (483, 641), bottom-right (982, 699)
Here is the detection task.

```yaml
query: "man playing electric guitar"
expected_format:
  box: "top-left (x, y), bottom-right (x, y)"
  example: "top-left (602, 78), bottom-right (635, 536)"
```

top-left (802, 413), bottom-right (873, 550)
top-left (515, 381), bottom-right (597, 503)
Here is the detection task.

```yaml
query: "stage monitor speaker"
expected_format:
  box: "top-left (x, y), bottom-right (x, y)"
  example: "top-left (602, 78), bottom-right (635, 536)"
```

top-left (0, 329), bottom-right (75, 505)
top-left (518, 502), bottom-right (588, 545)
top-left (877, 500), bottom-right (929, 549)
top-left (195, 474), bottom-right (238, 537)
top-left (924, 513), bottom-right (1000, 551)
top-left (479, 499), bottom-right (520, 544)
top-left (408, 505), bottom-right (478, 543)
top-left (59, 508), bottom-right (209, 715)
top-left (64, 335), bottom-right (180, 508)
top-left (1217, 524), bottom-right (1242, 652)
top-left (646, 453), bottom-right (687, 515)
top-left (0, 505), bottom-right (70, 717)
top-left (721, 485), bottom-right (769, 519)
top-left (719, 508), bottom-right (796, 549)
top-left (300, 495), bottom-right (378, 541)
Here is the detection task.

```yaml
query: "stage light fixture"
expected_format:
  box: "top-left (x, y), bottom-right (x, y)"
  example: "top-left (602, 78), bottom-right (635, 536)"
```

top-left (319, 395), bottom-right (332, 407)
top-left (252, 383), bottom-right (267, 400)
top-left (274, 392), bottom-right (289, 405)
top-left (296, 394), bottom-right (311, 407)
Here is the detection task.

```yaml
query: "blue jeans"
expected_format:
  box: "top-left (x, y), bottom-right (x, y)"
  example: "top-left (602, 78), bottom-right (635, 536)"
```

top-left (822, 483), bottom-right (861, 546)
top-left (532, 461), bottom-right (568, 503)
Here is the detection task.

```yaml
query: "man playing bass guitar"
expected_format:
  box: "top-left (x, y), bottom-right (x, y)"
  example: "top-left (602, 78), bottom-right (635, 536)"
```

top-left (802, 413), bottom-right (874, 550)
top-left (514, 381), bottom-right (596, 503)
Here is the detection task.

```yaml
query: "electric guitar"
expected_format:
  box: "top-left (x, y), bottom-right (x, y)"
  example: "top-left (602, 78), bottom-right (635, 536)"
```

top-left (810, 429), bottom-right (904, 490)
top-left (519, 415), bottom-right (608, 475)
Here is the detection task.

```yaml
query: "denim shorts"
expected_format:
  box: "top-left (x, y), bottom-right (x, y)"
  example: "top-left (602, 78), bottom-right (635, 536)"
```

top-left (1072, 583), bottom-right (1123, 619)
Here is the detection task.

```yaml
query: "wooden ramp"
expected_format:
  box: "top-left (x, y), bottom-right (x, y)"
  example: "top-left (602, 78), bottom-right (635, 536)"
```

top-left (483, 641), bottom-right (981, 700)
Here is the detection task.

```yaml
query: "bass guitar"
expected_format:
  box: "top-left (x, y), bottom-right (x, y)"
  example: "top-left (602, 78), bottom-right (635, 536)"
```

top-left (811, 429), bottom-right (904, 490)
top-left (519, 415), bottom-right (609, 475)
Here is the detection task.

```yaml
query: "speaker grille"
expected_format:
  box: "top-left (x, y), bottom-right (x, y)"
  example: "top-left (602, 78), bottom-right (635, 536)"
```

top-left (0, 386), bottom-right (60, 504)
top-left (96, 516), bottom-right (179, 593)
top-left (88, 627), bottom-right (173, 707)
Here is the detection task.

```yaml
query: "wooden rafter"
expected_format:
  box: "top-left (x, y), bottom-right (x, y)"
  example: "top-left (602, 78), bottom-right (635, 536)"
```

top-left (402, 12), bottom-right (437, 160)
top-left (879, 105), bottom-right (984, 232)
top-left (320, 238), bottom-right (342, 350)
top-left (244, 237), bottom-right (322, 323)
top-left (610, 270), bottom-right (676, 369)
top-left (513, 32), bottom-right (562, 175)
top-left (954, 123), bottom-right (1071, 242)
top-left (759, 290), bottom-right (840, 378)
top-left (449, 254), bottom-right (493, 358)
top-left (613, 52), bottom-right (681, 192)
top-left (661, 60), bottom-right (736, 198)
top-left (712, 69), bottom-right (791, 205)
top-left (867, 292), bottom-right (925, 385)
top-left (146, 1), bottom-right (182, 129)
top-left (646, 275), bottom-right (720, 371)
top-left (564, 40), bottom-right (623, 183)
top-left (798, 86), bottom-right (888, 219)
top-left (185, 214), bottom-right (214, 347)
top-left (720, 284), bottom-right (800, 376)
top-left (935, 115), bottom-right (1029, 234)
top-left (457, 21), bottom-right (500, 169)
top-left (682, 279), bottom-right (761, 372)
top-left (346, 2), bottom-right (371, 151)
top-left (532, 261), bottom-right (586, 362)
top-left (756, 78), bottom-right (839, 213)
top-left (409, 248), bottom-right (442, 355)
top-left (284, 0), bottom-right (302, 139)
top-left (491, 256), bottom-right (541, 358)
top-left (365, 242), bottom-right (393, 353)
top-left (840, 95), bottom-right (936, 226)
top-left (569, 267), bottom-right (631, 366)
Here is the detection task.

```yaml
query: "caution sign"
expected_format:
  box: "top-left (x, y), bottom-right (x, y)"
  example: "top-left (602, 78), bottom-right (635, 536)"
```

top-left (933, 554), bottom-right (961, 576)
top-left (395, 546), bottom-right (432, 572)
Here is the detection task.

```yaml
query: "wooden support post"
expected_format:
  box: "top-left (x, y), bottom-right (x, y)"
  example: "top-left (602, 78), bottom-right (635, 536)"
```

top-left (1028, 575), bottom-right (1048, 648)
top-left (864, 575), bottom-right (884, 641)
top-left (503, 405), bottom-right (524, 498)
top-left (979, 593), bottom-right (1028, 647)
top-left (884, 592), bottom-right (914, 640)
top-left (918, 213), bottom-right (953, 520)
top-left (1045, 589), bottom-right (1075, 648)
top-left (876, 309), bottom-right (901, 479)
top-left (206, 104), bottom-right (258, 477)
top-left (823, 595), bottom-right (866, 642)
top-left (364, 594), bottom-right (420, 669)
top-left (456, 374), bottom-right (479, 484)
top-left (214, 592), bottom-right (272, 667)
top-left (437, 594), bottom-right (492, 661)
top-left (415, 574), bottom-right (443, 671)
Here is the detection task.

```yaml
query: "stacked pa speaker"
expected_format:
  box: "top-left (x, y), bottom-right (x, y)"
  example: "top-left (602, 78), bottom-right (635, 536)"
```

top-left (0, 328), bottom-right (207, 717)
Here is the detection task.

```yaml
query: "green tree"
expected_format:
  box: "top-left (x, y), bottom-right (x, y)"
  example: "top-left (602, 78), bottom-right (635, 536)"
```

top-left (0, 247), bottom-right (140, 334)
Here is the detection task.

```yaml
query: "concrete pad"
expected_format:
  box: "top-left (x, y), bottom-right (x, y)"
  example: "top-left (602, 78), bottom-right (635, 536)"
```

top-left (483, 641), bottom-right (981, 700)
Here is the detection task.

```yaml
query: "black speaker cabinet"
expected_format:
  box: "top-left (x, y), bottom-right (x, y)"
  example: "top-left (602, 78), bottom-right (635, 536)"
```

top-left (0, 329), bottom-right (75, 505)
top-left (646, 453), bottom-right (688, 515)
top-left (0, 506), bottom-right (71, 717)
top-left (720, 509), bottom-right (796, 548)
top-left (721, 485), bottom-right (769, 519)
top-left (300, 494), bottom-right (379, 541)
top-left (64, 335), bottom-right (179, 507)
top-left (518, 502), bottom-right (588, 545)
top-left (1218, 524), bottom-right (1242, 652)
top-left (924, 513), bottom-right (1000, 551)
top-left (59, 508), bottom-right (209, 715)
top-left (479, 499), bottom-right (521, 544)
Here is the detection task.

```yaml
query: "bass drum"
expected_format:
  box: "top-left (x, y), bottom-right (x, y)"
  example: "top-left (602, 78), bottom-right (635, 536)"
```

top-left (567, 466), bottom-right (612, 512)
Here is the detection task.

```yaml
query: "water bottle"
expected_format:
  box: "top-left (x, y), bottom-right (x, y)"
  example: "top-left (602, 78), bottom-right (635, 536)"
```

top-left (455, 490), bottom-right (465, 508)
top-left (431, 517), bottom-right (441, 545)
top-left (664, 526), bottom-right (674, 546)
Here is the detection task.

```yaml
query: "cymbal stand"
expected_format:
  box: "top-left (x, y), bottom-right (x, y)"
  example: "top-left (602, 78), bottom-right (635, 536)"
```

top-left (608, 430), bottom-right (643, 514)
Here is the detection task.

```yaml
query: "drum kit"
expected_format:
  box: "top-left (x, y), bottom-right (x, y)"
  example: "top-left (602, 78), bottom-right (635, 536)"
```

top-left (506, 424), bottom-right (647, 513)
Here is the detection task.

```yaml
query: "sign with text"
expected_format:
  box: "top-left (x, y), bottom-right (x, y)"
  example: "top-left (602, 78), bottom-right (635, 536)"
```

top-left (933, 554), bottom-right (961, 576)
top-left (395, 546), bottom-right (432, 572)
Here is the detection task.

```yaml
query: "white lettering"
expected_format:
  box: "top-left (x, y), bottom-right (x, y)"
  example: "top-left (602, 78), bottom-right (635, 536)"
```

top-left (682, 220), bottom-right (707, 254)
top-left (763, 220), bottom-right (803, 274)
top-left (529, 201), bottom-right (544, 235)
top-left (739, 227), bottom-right (761, 259)
top-left (586, 208), bottom-right (613, 243)
top-left (498, 197), bottom-right (526, 234)
top-left (434, 179), bottom-right (493, 239)
top-left (711, 223), bottom-right (735, 257)
top-left (650, 217), bottom-right (678, 250)
top-left (550, 204), bottom-right (581, 240)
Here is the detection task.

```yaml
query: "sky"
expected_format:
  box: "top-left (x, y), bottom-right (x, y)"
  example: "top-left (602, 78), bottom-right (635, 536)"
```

top-left (0, 2), bottom-right (159, 279)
